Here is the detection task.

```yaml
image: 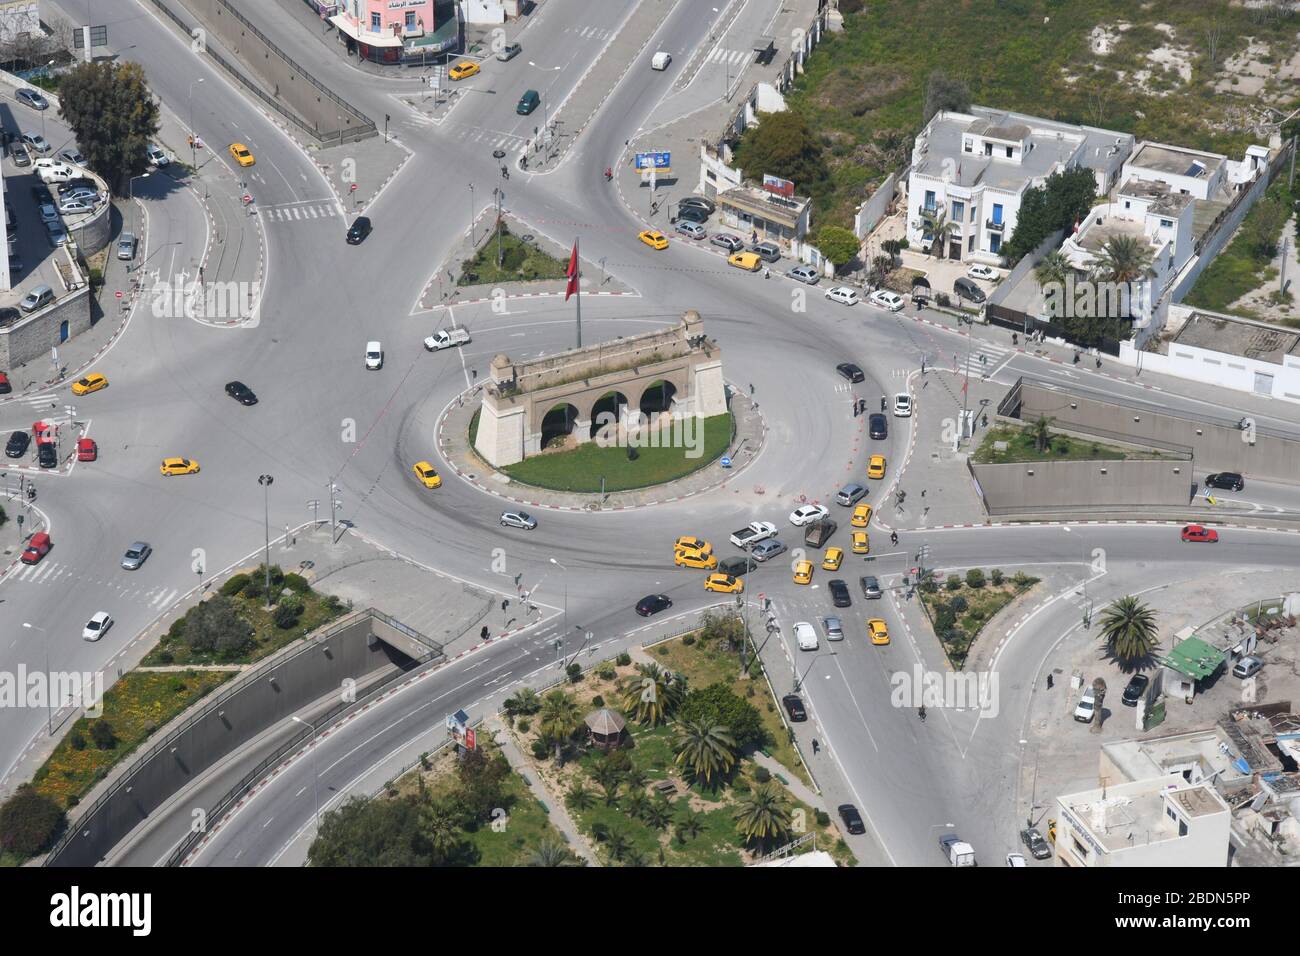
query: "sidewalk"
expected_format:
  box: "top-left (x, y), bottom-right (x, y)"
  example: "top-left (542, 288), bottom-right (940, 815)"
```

top-left (486, 716), bottom-right (601, 866)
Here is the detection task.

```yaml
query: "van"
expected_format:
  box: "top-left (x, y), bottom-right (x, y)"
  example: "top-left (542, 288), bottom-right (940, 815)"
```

top-left (424, 328), bottom-right (471, 351)
top-left (365, 341), bottom-right (383, 370)
top-left (496, 42), bottom-right (522, 62)
top-left (516, 90), bottom-right (540, 115)
top-left (20, 284), bottom-right (54, 312)
top-left (651, 52), bottom-right (672, 71)
top-left (751, 241), bottom-right (781, 262)
top-left (953, 276), bottom-right (986, 303)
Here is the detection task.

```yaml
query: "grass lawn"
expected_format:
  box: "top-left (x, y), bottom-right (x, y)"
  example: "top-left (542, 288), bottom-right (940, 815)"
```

top-left (920, 572), bottom-right (1039, 667)
top-left (1183, 181), bottom-right (1297, 317)
top-left (972, 424), bottom-right (1165, 464)
top-left (500, 413), bottom-right (733, 491)
top-left (31, 670), bottom-right (233, 809)
top-left (458, 226), bottom-right (568, 286)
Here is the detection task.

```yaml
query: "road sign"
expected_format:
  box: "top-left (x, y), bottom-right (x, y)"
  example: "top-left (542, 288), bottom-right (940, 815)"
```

top-left (720, 456), bottom-right (732, 468)
top-left (634, 151), bottom-right (671, 171)
top-left (115, 291), bottom-right (123, 299)
top-left (349, 182), bottom-right (357, 192)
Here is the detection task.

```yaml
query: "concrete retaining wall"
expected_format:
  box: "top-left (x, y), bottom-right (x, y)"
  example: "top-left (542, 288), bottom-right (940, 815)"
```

top-left (0, 286), bottom-right (91, 368)
top-left (971, 457), bottom-right (1194, 514)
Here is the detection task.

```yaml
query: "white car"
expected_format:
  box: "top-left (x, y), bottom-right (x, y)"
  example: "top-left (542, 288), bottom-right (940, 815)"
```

top-left (58, 197), bottom-right (96, 216)
top-left (1073, 687), bottom-right (1096, 723)
top-left (893, 393), bottom-right (912, 417)
top-left (824, 286), bottom-right (859, 306)
top-left (789, 504), bottom-right (829, 527)
top-left (82, 612), bottom-right (113, 642)
top-left (1006, 853), bottom-right (1028, 867)
top-left (794, 621), bottom-right (819, 651)
top-left (968, 265), bottom-right (998, 281)
top-left (365, 341), bottom-right (383, 370)
top-left (500, 510), bottom-right (537, 530)
top-left (868, 289), bottom-right (904, 312)
top-left (59, 148), bottom-right (85, 166)
top-left (146, 143), bottom-right (170, 167)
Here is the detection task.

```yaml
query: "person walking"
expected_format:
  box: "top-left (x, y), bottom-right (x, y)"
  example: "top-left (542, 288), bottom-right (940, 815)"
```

top-left (480, 625), bottom-right (489, 641)
top-left (890, 530), bottom-right (899, 546)
top-left (1046, 673), bottom-right (1054, 689)
top-left (811, 739), bottom-right (820, 754)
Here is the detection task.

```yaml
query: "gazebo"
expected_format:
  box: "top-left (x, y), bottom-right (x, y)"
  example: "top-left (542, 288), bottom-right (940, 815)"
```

top-left (584, 708), bottom-right (628, 751)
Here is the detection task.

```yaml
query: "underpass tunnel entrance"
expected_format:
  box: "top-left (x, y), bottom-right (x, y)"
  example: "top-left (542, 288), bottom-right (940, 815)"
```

top-left (540, 402), bottom-right (580, 449)
top-left (589, 390), bottom-right (630, 440)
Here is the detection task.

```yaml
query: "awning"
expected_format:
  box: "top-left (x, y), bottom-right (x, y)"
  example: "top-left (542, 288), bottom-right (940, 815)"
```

top-left (329, 15), bottom-right (403, 47)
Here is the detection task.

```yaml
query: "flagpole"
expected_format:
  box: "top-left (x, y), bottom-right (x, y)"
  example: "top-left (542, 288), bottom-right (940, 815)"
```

top-left (575, 237), bottom-right (582, 348)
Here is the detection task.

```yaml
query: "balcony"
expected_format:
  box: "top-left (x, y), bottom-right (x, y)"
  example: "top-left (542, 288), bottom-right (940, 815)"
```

top-left (985, 219), bottom-right (1005, 233)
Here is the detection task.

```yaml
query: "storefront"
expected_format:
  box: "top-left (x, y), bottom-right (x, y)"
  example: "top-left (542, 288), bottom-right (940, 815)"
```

top-left (328, 0), bottom-right (450, 65)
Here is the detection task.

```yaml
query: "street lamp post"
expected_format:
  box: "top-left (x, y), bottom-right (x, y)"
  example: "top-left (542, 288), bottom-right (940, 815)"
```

top-left (21, 622), bottom-right (52, 735)
top-left (290, 715), bottom-right (322, 830)
top-left (467, 182), bottom-right (474, 241)
top-left (258, 474), bottom-right (274, 607)
top-left (549, 557), bottom-right (568, 642)
top-left (128, 173), bottom-right (149, 247)
top-left (794, 651), bottom-right (835, 694)
top-left (188, 78), bottom-right (204, 170)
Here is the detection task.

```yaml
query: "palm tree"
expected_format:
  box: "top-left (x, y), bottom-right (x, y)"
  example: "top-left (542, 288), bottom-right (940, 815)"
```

top-left (1030, 414), bottom-right (1055, 453)
top-left (643, 798), bottom-right (674, 831)
top-left (624, 789), bottom-right (651, 821)
top-left (623, 847), bottom-right (649, 867)
top-left (1091, 234), bottom-right (1154, 285)
top-left (538, 689), bottom-right (583, 763)
top-left (605, 829), bottom-right (633, 862)
top-left (675, 809), bottom-right (705, 844)
top-left (590, 758), bottom-right (624, 800)
top-left (504, 686), bottom-right (541, 717)
top-left (1034, 249), bottom-right (1071, 320)
top-left (1090, 676), bottom-right (1108, 734)
top-left (566, 781), bottom-right (596, 812)
top-left (420, 798), bottom-right (465, 865)
top-left (674, 719), bottom-right (736, 787)
top-left (623, 767), bottom-right (649, 792)
top-left (733, 782), bottom-right (793, 848)
top-left (922, 208), bottom-right (955, 259)
top-left (1099, 596), bottom-right (1160, 664)
top-left (527, 839), bottom-right (578, 867)
top-left (620, 663), bottom-right (684, 726)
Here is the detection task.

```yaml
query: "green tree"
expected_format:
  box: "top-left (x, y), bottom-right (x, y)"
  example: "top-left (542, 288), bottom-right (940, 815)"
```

top-left (527, 838), bottom-right (579, 867)
top-left (922, 208), bottom-right (955, 259)
top-left (643, 798), bottom-right (674, 831)
top-left (1099, 596), bottom-right (1160, 664)
top-left (1003, 167), bottom-right (1096, 264)
top-left (420, 796), bottom-right (471, 865)
top-left (605, 828), bottom-right (634, 862)
top-left (815, 225), bottom-right (860, 267)
top-left (675, 809), bottom-right (705, 844)
top-left (0, 785), bottom-right (66, 857)
top-left (566, 781), bottom-right (596, 812)
top-left (1035, 249), bottom-right (1071, 318)
top-left (183, 595), bottom-right (254, 659)
top-left (56, 61), bottom-right (160, 194)
top-left (1090, 676), bottom-right (1109, 734)
top-left (624, 790), bottom-right (651, 821)
top-left (674, 719), bottom-right (736, 787)
top-left (677, 683), bottom-right (766, 753)
top-left (732, 782), bottom-right (793, 848)
top-left (922, 69), bottom-right (970, 123)
top-left (504, 686), bottom-right (541, 716)
top-left (455, 747), bottom-right (509, 824)
top-left (1031, 415), bottom-right (1055, 453)
top-left (1243, 195), bottom-right (1287, 258)
top-left (620, 663), bottom-right (684, 726)
top-left (308, 796), bottom-right (429, 867)
top-left (1090, 234), bottom-right (1154, 286)
top-left (537, 689), bottom-right (583, 763)
top-left (734, 110), bottom-right (828, 197)
top-left (591, 758), bottom-right (624, 806)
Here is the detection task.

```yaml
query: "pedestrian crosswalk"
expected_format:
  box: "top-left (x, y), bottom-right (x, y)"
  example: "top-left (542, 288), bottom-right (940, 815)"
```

top-left (455, 127), bottom-right (527, 151)
top-left (704, 47), bottom-right (753, 67)
top-left (2, 558), bottom-right (182, 609)
top-left (953, 341), bottom-right (1011, 378)
top-left (1, 390), bottom-right (59, 411)
top-left (260, 201), bottom-right (338, 223)
top-left (565, 25), bottom-right (612, 41)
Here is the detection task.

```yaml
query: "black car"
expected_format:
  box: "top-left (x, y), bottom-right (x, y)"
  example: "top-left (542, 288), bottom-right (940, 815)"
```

top-left (675, 204), bottom-right (708, 224)
top-left (58, 177), bottom-right (97, 196)
top-left (717, 555), bottom-right (759, 577)
top-left (346, 216), bottom-right (372, 244)
top-left (828, 578), bottom-right (851, 608)
top-left (37, 443), bottom-right (57, 469)
top-left (5, 430), bottom-right (29, 458)
top-left (1020, 827), bottom-right (1052, 860)
top-left (782, 694), bottom-right (807, 722)
top-left (1121, 673), bottom-right (1149, 707)
top-left (1204, 472), bottom-right (1244, 492)
top-left (838, 804), bottom-right (866, 835)
top-left (868, 413), bottom-right (888, 440)
top-left (225, 381), bottom-right (258, 405)
top-left (679, 196), bottom-right (716, 215)
top-left (836, 362), bottom-right (864, 383)
top-left (635, 594), bottom-right (672, 617)
top-left (860, 575), bottom-right (882, 599)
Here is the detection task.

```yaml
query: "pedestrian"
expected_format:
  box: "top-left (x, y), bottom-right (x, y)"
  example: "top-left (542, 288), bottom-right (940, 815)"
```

top-left (1011, 332), bottom-right (1018, 345)
top-left (1046, 673), bottom-right (1054, 689)
top-left (890, 530), bottom-right (898, 546)
top-left (980, 353), bottom-right (987, 365)
top-left (480, 625), bottom-right (489, 641)
top-left (811, 739), bottom-right (820, 754)
top-left (1095, 356), bottom-right (1102, 369)
top-left (748, 383), bottom-right (754, 396)
top-left (921, 488), bottom-right (926, 498)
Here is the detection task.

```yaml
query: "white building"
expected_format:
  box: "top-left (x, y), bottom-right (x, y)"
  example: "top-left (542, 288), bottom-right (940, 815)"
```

top-left (906, 107), bottom-right (1133, 264)
top-left (1054, 778), bottom-right (1231, 867)
top-left (1123, 141), bottom-right (1272, 203)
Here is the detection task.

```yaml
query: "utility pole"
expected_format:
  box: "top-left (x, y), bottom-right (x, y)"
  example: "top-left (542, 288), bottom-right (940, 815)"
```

top-left (494, 187), bottom-right (503, 267)
top-left (258, 474), bottom-right (274, 607)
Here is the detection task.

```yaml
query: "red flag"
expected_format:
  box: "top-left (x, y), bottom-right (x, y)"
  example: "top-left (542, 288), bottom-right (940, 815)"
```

top-left (564, 240), bottom-right (579, 301)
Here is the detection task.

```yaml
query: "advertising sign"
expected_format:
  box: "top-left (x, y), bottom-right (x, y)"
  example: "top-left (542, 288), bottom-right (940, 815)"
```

top-left (762, 173), bottom-right (795, 198)
top-left (634, 151), bottom-right (671, 172)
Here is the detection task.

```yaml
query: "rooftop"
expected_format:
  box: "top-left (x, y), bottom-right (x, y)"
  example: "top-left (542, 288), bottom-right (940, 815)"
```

top-left (1103, 729), bottom-right (1253, 788)
top-left (1129, 142), bottom-right (1225, 179)
top-left (1171, 309), bottom-right (1300, 364)
top-left (717, 183), bottom-right (810, 227)
top-left (1117, 177), bottom-right (1194, 216)
top-left (1063, 781), bottom-right (1228, 853)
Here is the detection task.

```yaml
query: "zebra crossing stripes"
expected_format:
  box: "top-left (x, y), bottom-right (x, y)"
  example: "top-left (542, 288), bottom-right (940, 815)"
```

top-left (955, 342), bottom-right (1011, 378)
top-left (3, 560), bottom-right (181, 610)
top-left (260, 202), bottom-right (338, 223)
top-left (705, 48), bottom-right (752, 67)
top-left (2, 391), bottom-right (59, 410)
top-left (565, 25), bottom-right (612, 40)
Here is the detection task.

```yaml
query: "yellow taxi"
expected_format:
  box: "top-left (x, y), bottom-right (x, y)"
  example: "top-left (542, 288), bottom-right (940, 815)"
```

top-left (867, 618), bottom-right (890, 646)
top-left (867, 455), bottom-right (887, 479)
top-left (704, 573), bottom-right (743, 594)
top-left (851, 503), bottom-right (873, 528)
top-left (228, 143), bottom-right (255, 167)
top-left (851, 531), bottom-right (869, 554)
top-left (793, 559), bottom-right (813, 585)
top-left (160, 457), bottom-right (200, 476)
top-left (448, 61), bottom-right (481, 80)
top-left (71, 373), bottom-right (108, 396)
top-left (675, 549), bottom-right (718, 570)
top-left (822, 547), bottom-right (843, 571)
top-left (413, 461), bottom-right (442, 489)
top-left (639, 230), bottom-right (669, 250)
top-left (674, 536), bottom-right (712, 555)
top-left (728, 251), bottom-right (762, 272)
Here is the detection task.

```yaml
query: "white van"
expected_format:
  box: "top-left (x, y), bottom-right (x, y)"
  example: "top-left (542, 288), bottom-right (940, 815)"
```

top-left (365, 341), bottom-right (383, 370)
top-left (651, 51), bottom-right (672, 71)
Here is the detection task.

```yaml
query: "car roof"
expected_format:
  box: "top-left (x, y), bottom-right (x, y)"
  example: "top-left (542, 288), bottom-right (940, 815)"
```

top-left (128, 541), bottom-right (149, 550)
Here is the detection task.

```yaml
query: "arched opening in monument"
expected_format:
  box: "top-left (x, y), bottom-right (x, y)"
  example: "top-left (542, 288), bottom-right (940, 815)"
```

top-left (540, 402), bottom-right (580, 449)
top-left (639, 380), bottom-right (677, 417)
top-left (589, 390), bottom-right (630, 441)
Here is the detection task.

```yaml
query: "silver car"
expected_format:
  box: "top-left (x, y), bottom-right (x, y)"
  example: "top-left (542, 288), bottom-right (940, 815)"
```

top-left (788, 265), bottom-right (820, 285)
top-left (674, 220), bottom-right (706, 239)
top-left (496, 42), bottom-right (522, 62)
top-left (710, 233), bottom-right (743, 252)
top-left (121, 541), bottom-right (152, 570)
top-left (836, 483), bottom-right (867, 506)
top-left (822, 616), bottom-right (844, 642)
top-left (46, 221), bottom-right (68, 246)
top-left (117, 233), bottom-right (137, 261)
top-left (499, 510), bottom-right (537, 530)
top-left (751, 538), bottom-right (788, 562)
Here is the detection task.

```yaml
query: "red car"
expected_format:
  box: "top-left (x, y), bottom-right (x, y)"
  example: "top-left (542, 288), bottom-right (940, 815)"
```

top-left (21, 531), bottom-right (51, 564)
top-left (0, 371), bottom-right (11, 394)
top-left (31, 420), bottom-right (55, 445)
top-left (1181, 524), bottom-right (1219, 543)
top-left (76, 437), bottom-right (97, 461)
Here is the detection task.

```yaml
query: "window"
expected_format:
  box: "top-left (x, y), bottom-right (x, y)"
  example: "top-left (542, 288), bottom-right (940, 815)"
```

top-left (963, 139), bottom-right (972, 153)
top-left (405, 11), bottom-right (416, 29)
top-left (924, 190), bottom-right (936, 212)
top-left (951, 200), bottom-right (964, 222)
top-left (1160, 218), bottom-right (1173, 228)
top-left (990, 233), bottom-right (1001, 254)
top-left (370, 12), bottom-right (381, 31)
top-left (968, 235), bottom-right (975, 252)
top-left (970, 205), bottom-right (976, 221)
top-left (992, 203), bottom-right (1003, 225)
top-left (984, 143), bottom-right (992, 156)
top-left (1005, 146), bottom-right (1013, 158)
top-left (1124, 200), bottom-right (1130, 209)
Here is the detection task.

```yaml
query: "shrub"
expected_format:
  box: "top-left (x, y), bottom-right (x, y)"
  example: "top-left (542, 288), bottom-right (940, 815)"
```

top-left (566, 662), bottom-right (583, 682)
top-left (921, 577), bottom-right (939, 593)
top-left (591, 695), bottom-right (604, 708)
top-left (282, 572), bottom-right (311, 593)
top-left (184, 595), bottom-right (255, 659)
top-left (166, 617), bottom-right (186, 640)
top-left (530, 740), bottom-right (548, 760)
top-left (257, 564), bottom-right (285, 587)
top-left (946, 574), bottom-right (962, 592)
top-left (990, 568), bottom-right (1005, 586)
top-left (220, 573), bottom-right (251, 596)
top-left (815, 810), bottom-right (831, 827)
top-left (1012, 571), bottom-right (1035, 590)
top-left (950, 595), bottom-right (969, 614)
top-left (242, 576), bottom-right (265, 600)
top-left (596, 663), bottom-right (616, 681)
top-left (682, 634), bottom-right (695, 646)
top-left (754, 766), bottom-right (771, 784)
top-left (89, 720), bottom-right (117, 750)
top-left (69, 731), bottom-right (86, 751)
top-left (155, 650), bottom-right (174, 665)
top-left (0, 785), bottom-right (66, 857)
top-left (517, 718), bottom-right (531, 733)
top-left (933, 606), bottom-right (957, 633)
top-left (936, 292), bottom-right (951, 307)
top-left (274, 603), bottom-right (301, 630)
top-left (616, 652), bottom-right (631, 666)
top-left (966, 568), bottom-right (986, 589)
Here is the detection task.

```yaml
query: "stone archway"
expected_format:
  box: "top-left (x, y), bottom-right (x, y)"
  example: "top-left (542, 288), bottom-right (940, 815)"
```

top-left (539, 402), bottom-right (580, 450)
top-left (589, 390), bottom-right (630, 441)
top-left (639, 379), bottom-right (677, 416)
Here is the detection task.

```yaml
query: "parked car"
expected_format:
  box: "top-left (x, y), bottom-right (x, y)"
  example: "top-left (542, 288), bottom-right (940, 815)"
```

top-left (146, 143), bottom-right (170, 167)
top-left (635, 594), bottom-right (672, 616)
top-left (37, 443), bottom-right (57, 468)
top-left (76, 437), bottom-right (97, 461)
top-left (1073, 687), bottom-right (1097, 723)
top-left (500, 510), bottom-right (538, 530)
top-left (38, 203), bottom-right (58, 224)
top-left (58, 177), bottom-right (96, 196)
top-left (59, 148), bottom-right (85, 166)
top-left (751, 241), bottom-right (781, 262)
top-left (15, 88), bottom-right (48, 110)
top-left (0, 370), bottom-right (9, 392)
top-left (116, 233), bottom-right (138, 261)
top-left (728, 251), bottom-right (762, 272)
top-left (838, 804), bottom-right (866, 835)
top-left (346, 216), bottom-right (372, 244)
top-left (674, 220), bottom-right (706, 239)
top-left (825, 286), bottom-right (859, 306)
top-left (1121, 673), bottom-right (1149, 706)
top-left (968, 264), bottom-right (998, 281)
top-left (6, 430), bottom-right (30, 457)
top-left (782, 694), bottom-right (807, 722)
top-left (1204, 472), bottom-right (1244, 492)
top-left (1233, 656), bottom-right (1264, 679)
top-left (679, 196), bottom-right (716, 215)
top-left (860, 575), bottom-right (882, 599)
top-left (121, 541), bottom-right (152, 570)
top-left (787, 264), bottom-right (820, 285)
top-left (496, 42), bottom-right (522, 62)
top-left (794, 621), bottom-right (819, 650)
top-left (954, 276), bottom-right (987, 303)
top-left (10, 142), bottom-right (30, 166)
top-left (1020, 827), bottom-right (1052, 860)
top-left (1006, 853), bottom-right (1028, 867)
top-left (46, 222), bottom-right (68, 246)
top-left (836, 483), bottom-right (867, 506)
top-left (19, 284), bottom-right (54, 312)
top-left (57, 197), bottom-right (96, 216)
top-left (836, 362), bottom-right (864, 383)
top-left (868, 289), bottom-right (904, 312)
top-left (709, 232), bottom-right (743, 252)
top-left (21, 132), bottom-right (49, 153)
top-left (675, 204), bottom-right (708, 224)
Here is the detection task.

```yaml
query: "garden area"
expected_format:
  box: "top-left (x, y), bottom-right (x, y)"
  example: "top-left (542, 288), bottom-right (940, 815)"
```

top-left (499, 612), bottom-right (854, 866)
top-left (141, 564), bottom-right (346, 667)
top-left (500, 413), bottom-right (734, 493)
top-left (972, 420), bottom-right (1167, 464)
top-left (458, 225), bottom-right (569, 286)
top-left (919, 568), bottom-right (1041, 667)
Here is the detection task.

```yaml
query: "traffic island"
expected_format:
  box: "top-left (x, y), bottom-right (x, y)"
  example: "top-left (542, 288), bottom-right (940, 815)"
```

top-left (918, 568), bottom-right (1041, 668)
